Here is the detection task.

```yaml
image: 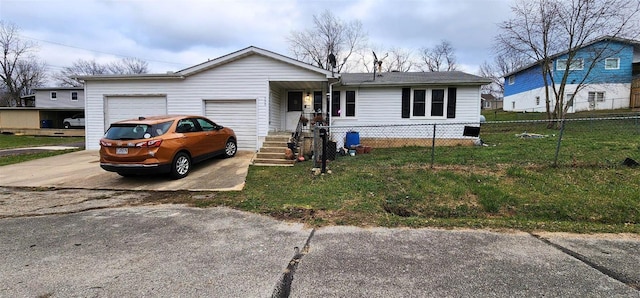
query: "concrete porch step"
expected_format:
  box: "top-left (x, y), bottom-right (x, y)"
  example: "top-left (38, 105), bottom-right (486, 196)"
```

top-left (262, 141), bottom-right (289, 148)
top-left (256, 152), bottom-right (288, 159)
top-left (265, 135), bottom-right (290, 142)
top-left (260, 147), bottom-right (288, 153)
top-left (252, 158), bottom-right (296, 166)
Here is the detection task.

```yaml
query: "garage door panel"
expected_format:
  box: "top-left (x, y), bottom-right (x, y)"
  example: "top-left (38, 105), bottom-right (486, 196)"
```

top-left (105, 96), bottom-right (167, 129)
top-left (205, 100), bottom-right (256, 151)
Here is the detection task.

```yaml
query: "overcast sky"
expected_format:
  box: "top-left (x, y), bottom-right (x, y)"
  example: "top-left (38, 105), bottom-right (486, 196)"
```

top-left (1, 0), bottom-right (513, 79)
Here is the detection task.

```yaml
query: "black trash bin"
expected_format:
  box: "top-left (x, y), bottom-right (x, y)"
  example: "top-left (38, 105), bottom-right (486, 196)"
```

top-left (327, 141), bottom-right (337, 160)
top-left (40, 120), bottom-right (53, 128)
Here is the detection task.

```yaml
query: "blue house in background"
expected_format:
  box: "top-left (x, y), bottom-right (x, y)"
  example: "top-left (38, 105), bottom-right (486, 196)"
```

top-left (503, 36), bottom-right (640, 113)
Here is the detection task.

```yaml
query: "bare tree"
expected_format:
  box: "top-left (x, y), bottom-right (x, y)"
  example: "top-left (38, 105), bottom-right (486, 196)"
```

top-left (0, 21), bottom-right (47, 106)
top-left (496, 0), bottom-right (640, 123)
top-left (287, 10), bottom-right (368, 73)
top-left (419, 40), bottom-right (458, 72)
top-left (55, 57), bottom-right (148, 87)
top-left (359, 46), bottom-right (416, 73)
top-left (384, 47), bottom-right (415, 72)
top-left (479, 53), bottom-right (530, 97)
top-left (107, 57), bottom-right (148, 75)
top-left (54, 59), bottom-right (108, 87)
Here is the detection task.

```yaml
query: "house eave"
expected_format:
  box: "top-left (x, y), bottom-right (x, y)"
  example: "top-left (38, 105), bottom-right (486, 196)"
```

top-left (74, 73), bottom-right (185, 81)
top-left (177, 46), bottom-right (338, 79)
top-left (339, 81), bottom-right (492, 88)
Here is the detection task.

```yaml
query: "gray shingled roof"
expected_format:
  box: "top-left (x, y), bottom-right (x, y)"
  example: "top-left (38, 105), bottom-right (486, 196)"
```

top-left (339, 71), bottom-right (491, 86)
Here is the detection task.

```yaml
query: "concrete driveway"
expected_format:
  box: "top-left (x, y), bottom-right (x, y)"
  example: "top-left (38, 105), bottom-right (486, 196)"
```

top-left (0, 150), bottom-right (253, 191)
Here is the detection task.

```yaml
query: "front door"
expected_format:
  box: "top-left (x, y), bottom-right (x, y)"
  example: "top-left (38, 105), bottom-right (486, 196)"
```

top-left (286, 91), bottom-right (303, 131)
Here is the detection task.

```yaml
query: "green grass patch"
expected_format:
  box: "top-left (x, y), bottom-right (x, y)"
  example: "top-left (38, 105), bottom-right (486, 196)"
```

top-left (0, 149), bottom-right (80, 166)
top-left (188, 116), bottom-right (640, 234)
top-left (187, 146), bottom-right (640, 234)
top-left (0, 135), bottom-right (84, 149)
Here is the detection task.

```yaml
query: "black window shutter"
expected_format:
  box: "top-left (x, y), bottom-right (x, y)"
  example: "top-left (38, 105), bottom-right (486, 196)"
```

top-left (447, 88), bottom-right (457, 118)
top-left (401, 88), bottom-right (411, 118)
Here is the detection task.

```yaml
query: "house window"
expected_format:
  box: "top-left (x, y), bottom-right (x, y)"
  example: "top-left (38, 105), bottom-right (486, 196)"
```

top-left (588, 91), bottom-right (605, 102)
top-left (508, 75), bottom-right (515, 85)
top-left (431, 89), bottom-right (445, 117)
top-left (50, 92), bottom-right (57, 100)
top-left (313, 91), bottom-right (322, 113)
top-left (447, 88), bottom-right (456, 118)
top-left (401, 88), bottom-right (411, 118)
top-left (345, 91), bottom-right (356, 117)
top-left (71, 91), bottom-right (78, 101)
top-left (413, 90), bottom-right (426, 117)
top-left (556, 58), bottom-right (584, 70)
top-left (331, 91), bottom-right (340, 116)
top-left (287, 91), bottom-right (302, 111)
top-left (567, 94), bottom-right (574, 107)
top-left (605, 58), bottom-right (620, 70)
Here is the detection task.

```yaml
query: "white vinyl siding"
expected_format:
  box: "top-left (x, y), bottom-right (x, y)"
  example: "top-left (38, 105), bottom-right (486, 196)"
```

top-left (332, 86), bottom-right (480, 126)
top-left (85, 54), bottom-right (329, 150)
top-left (269, 87), bottom-right (282, 132)
top-left (104, 96), bottom-right (167, 129)
top-left (205, 100), bottom-right (257, 151)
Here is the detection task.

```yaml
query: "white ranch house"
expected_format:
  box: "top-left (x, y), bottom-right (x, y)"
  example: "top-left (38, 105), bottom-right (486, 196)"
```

top-left (79, 46), bottom-right (490, 152)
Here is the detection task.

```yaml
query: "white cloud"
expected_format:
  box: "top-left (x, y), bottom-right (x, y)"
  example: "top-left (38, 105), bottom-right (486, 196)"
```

top-left (1, 0), bottom-right (514, 77)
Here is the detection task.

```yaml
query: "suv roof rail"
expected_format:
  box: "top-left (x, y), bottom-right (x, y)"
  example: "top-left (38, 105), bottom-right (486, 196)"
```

top-left (138, 116), bottom-right (146, 120)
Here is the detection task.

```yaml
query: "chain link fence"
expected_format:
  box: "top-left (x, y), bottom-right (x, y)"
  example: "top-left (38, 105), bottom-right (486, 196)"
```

top-left (312, 115), bottom-right (640, 168)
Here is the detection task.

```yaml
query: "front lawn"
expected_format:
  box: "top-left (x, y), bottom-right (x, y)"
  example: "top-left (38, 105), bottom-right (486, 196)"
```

top-left (0, 134), bottom-right (84, 149)
top-left (0, 135), bottom-right (84, 166)
top-left (183, 145), bottom-right (640, 234)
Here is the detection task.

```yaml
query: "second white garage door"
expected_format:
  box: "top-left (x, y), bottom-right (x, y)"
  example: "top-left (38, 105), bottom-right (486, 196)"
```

top-left (205, 100), bottom-right (257, 151)
top-left (104, 96), bottom-right (167, 129)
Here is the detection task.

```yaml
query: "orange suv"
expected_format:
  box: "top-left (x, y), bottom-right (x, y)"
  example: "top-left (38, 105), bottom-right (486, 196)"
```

top-left (99, 115), bottom-right (237, 179)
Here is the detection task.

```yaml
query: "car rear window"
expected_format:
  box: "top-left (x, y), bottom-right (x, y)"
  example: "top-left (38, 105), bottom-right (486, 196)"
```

top-left (104, 120), bottom-right (173, 140)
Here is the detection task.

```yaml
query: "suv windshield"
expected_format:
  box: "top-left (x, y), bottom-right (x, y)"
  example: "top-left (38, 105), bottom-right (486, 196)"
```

top-left (104, 120), bottom-right (173, 140)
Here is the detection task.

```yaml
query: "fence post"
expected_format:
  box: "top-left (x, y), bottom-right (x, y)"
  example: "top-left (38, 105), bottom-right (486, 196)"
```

top-left (431, 124), bottom-right (436, 169)
top-left (320, 128), bottom-right (327, 173)
top-left (553, 119), bottom-right (566, 167)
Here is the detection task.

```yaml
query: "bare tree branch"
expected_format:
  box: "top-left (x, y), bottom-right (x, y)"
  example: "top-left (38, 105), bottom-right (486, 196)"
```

top-left (0, 21), bottom-right (47, 107)
top-left (419, 40), bottom-right (458, 72)
top-left (287, 10), bottom-right (368, 73)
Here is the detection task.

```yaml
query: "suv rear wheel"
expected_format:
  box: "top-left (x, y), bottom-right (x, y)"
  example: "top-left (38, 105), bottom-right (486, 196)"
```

top-left (171, 152), bottom-right (191, 179)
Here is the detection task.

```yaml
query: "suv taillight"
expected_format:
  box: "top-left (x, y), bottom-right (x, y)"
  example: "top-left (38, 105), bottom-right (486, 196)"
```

top-left (100, 140), bottom-right (112, 147)
top-left (135, 139), bottom-right (163, 148)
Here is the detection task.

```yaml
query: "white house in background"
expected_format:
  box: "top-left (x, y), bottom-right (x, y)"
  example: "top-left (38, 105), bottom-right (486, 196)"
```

top-left (0, 87), bottom-right (84, 131)
top-left (78, 46), bottom-right (490, 151)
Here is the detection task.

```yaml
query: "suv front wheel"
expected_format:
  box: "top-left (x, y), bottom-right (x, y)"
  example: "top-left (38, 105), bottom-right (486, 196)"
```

top-left (224, 139), bottom-right (237, 158)
top-left (170, 152), bottom-right (191, 179)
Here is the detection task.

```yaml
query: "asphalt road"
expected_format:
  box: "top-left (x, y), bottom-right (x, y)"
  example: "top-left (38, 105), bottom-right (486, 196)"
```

top-left (1, 203), bottom-right (639, 297)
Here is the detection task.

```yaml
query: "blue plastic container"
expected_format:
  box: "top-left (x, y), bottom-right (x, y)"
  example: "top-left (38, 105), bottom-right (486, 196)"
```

top-left (345, 131), bottom-right (360, 148)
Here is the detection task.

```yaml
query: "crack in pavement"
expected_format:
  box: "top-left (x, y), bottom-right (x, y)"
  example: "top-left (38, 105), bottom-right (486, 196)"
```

top-left (271, 228), bottom-right (315, 298)
top-left (531, 233), bottom-right (640, 291)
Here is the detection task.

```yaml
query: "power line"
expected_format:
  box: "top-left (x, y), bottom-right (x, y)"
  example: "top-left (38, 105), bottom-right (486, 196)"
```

top-left (21, 34), bottom-right (190, 67)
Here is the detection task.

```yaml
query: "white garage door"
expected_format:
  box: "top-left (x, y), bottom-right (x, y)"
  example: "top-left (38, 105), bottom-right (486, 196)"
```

top-left (205, 100), bottom-right (257, 151)
top-left (105, 96), bottom-right (167, 129)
